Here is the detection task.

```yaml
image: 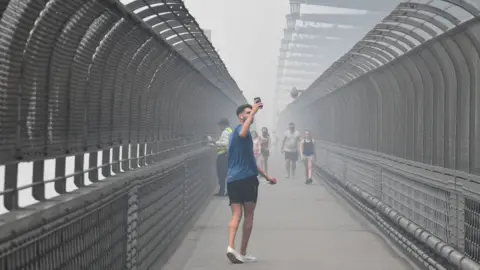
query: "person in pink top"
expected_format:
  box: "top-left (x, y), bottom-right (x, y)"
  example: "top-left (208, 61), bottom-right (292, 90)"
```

top-left (251, 131), bottom-right (262, 167)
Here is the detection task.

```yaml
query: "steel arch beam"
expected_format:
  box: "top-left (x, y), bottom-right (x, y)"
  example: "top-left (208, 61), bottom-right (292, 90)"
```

top-left (367, 30), bottom-right (416, 50)
top-left (384, 16), bottom-right (439, 38)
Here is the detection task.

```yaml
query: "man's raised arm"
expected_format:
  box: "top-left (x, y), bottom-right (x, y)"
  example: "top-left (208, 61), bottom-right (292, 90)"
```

top-left (239, 103), bottom-right (262, 138)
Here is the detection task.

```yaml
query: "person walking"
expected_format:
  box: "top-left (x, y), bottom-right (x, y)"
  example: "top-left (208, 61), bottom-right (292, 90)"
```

top-left (251, 131), bottom-right (262, 167)
top-left (210, 118), bottom-right (232, 196)
top-left (260, 127), bottom-right (271, 174)
top-left (300, 131), bottom-right (315, 184)
top-left (281, 122), bottom-right (301, 178)
top-left (226, 103), bottom-right (277, 264)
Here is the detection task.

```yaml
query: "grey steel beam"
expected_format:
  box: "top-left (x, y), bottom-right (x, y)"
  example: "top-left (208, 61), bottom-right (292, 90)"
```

top-left (397, 2), bottom-right (460, 26)
top-left (443, 0), bottom-right (480, 16)
top-left (357, 40), bottom-right (401, 59)
top-left (384, 16), bottom-right (439, 38)
top-left (286, 26), bottom-right (363, 38)
top-left (281, 46), bottom-right (331, 55)
top-left (375, 23), bottom-right (427, 43)
top-left (363, 35), bottom-right (409, 54)
top-left (390, 11), bottom-right (449, 32)
top-left (280, 55), bottom-right (326, 63)
top-left (290, 13), bottom-right (385, 27)
top-left (367, 29), bottom-right (416, 50)
top-left (281, 73), bottom-right (319, 80)
top-left (287, 38), bottom-right (344, 47)
top-left (291, 0), bottom-right (399, 12)
top-left (281, 65), bottom-right (325, 72)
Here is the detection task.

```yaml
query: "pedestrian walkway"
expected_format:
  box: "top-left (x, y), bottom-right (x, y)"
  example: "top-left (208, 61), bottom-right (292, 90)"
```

top-left (162, 157), bottom-right (414, 270)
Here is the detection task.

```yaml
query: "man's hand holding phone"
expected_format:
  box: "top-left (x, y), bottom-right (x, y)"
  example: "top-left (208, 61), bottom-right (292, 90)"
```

top-left (253, 97), bottom-right (263, 114)
top-left (252, 102), bottom-right (263, 114)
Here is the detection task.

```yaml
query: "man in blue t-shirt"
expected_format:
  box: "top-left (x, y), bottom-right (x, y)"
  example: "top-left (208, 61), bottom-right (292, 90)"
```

top-left (225, 103), bottom-right (277, 264)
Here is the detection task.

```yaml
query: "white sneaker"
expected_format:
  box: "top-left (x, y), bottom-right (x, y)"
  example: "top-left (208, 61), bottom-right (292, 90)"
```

top-left (226, 246), bottom-right (244, 264)
top-left (243, 254), bottom-right (257, 263)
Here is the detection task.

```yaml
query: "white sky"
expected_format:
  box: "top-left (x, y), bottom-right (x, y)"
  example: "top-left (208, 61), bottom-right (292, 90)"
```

top-left (182, 1), bottom-right (379, 129)
top-left (183, 0), bottom-right (290, 129)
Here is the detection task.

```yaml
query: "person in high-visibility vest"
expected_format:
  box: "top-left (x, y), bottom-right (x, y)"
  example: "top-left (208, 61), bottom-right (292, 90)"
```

top-left (210, 118), bottom-right (232, 196)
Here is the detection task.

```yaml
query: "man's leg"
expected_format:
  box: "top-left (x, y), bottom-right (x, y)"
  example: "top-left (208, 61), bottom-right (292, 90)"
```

top-left (240, 202), bottom-right (256, 255)
top-left (228, 203), bottom-right (243, 249)
top-left (285, 152), bottom-right (290, 178)
top-left (291, 152), bottom-right (297, 176)
top-left (219, 154), bottom-right (228, 195)
top-left (303, 158), bottom-right (309, 180)
top-left (260, 154), bottom-right (265, 172)
top-left (216, 155), bottom-right (226, 195)
top-left (239, 177), bottom-right (259, 260)
top-left (263, 155), bottom-right (268, 175)
top-left (226, 181), bottom-right (245, 263)
top-left (307, 158), bottom-right (313, 179)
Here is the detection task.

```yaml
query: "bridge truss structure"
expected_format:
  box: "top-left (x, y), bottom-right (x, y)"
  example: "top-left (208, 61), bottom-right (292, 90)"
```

top-left (280, 0), bottom-right (480, 269)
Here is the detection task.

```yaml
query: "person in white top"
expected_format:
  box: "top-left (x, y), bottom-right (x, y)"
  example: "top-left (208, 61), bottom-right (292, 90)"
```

top-left (260, 127), bottom-right (271, 174)
top-left (251, 131), bottom-right (262, 167)
top-left (281, 123), bottom-right (301, 178)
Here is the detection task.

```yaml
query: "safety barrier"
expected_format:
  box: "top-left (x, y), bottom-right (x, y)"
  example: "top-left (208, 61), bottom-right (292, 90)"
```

top-left (280, 2), bottom-right (480, 268)
top-left (281, 1), bottom-right (480, 176)
top-left (0, 0), bottom-right (243, 269)
top-left (315, 141), bottom-right (480, 269)
top-left (0, 147), bottom-right (216, 269)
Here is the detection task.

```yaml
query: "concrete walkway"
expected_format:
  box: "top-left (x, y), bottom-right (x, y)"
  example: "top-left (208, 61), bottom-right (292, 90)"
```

top-left (162, 156), bottom-right (414, 270)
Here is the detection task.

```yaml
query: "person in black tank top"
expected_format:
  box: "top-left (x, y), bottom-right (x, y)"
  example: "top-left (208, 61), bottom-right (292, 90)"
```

top-left (261, 127), bottom-right (271, 174)
top-left (300, 131), bottom-right (315, 184)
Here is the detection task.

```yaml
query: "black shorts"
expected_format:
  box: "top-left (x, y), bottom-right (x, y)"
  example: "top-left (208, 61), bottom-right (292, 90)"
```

top-left (227, 176), bottom-right (259, 205)
top-left (285, 151), bottom-right (298, 161)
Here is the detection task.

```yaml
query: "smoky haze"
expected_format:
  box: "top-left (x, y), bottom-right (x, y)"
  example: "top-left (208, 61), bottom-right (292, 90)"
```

top-left (183, 1), bottom-right (381, 132)
top-left (183, 0), bottom-right (289, 131)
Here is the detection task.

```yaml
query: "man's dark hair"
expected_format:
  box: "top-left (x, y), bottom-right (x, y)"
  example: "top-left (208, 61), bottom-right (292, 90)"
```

top-left (289, 122), bottom-right (295, 126)
top-left (236, 104), bottom-right (252, 116)
top-left (217, 118), bottom-right (230, 126)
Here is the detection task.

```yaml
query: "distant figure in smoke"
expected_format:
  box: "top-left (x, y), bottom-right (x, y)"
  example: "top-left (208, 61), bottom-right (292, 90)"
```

top-left (251, 131), bottom-right (262, 168)
top-left (300, 130), bottom-right (315, 184)
top-left (260, 127), bottom-right (271, 174)
top-left (210, 118), bottom-right (232, 196)
top-left (281, 122), bottom-right (301, 178)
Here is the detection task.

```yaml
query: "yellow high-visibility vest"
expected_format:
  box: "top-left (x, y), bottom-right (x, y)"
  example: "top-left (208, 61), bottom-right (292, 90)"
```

top-left (217, 127), bottom-right (232, 155)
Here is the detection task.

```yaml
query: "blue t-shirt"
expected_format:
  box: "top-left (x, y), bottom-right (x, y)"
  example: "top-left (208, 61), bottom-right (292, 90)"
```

top-left (227, 124), bottom-right (258, 182)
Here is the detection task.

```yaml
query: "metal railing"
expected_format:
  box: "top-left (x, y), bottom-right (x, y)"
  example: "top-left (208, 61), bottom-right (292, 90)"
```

top-left (0, 0), bottom-right (243, 269)
top-left (279, 3), bottom-right (480, 267)
top-left (315, 140), bottom-right (480, 269)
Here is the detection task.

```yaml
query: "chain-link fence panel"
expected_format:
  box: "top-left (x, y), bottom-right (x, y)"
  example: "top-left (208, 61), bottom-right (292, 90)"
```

top-left (0, 0), bottom-right (245, 269)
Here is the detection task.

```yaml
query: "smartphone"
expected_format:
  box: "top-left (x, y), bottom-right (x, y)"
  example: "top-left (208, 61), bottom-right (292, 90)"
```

top-left (254, 97), bottom-right (263, 108)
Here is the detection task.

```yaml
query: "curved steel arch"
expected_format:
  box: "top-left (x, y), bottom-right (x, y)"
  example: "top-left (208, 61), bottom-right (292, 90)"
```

top-left (355, 46), bottom-right (392, 63)
top-left (373, 23), bottom-right (427, 44)
top-left (390, 10), bottom-right (450, 32)
top-left (281, 0), bottom-right (480, 116)
top-left (349, 52), bottom-right (384, 68)
top-left (363, 34), bottom-right (410, 53)
top-left (383, 16), bottom-right (439, 38)
top-left (443, 0), bottom-right (480, 16)
top-left (397, 2), bottom-right (461, 26)
top-left (124, 0), bottom-right (242, 102)
top-left (357, 40), bottom-right (401, 59)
